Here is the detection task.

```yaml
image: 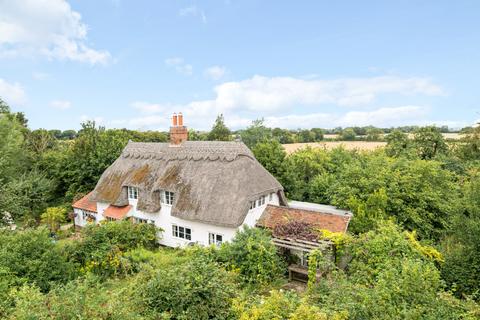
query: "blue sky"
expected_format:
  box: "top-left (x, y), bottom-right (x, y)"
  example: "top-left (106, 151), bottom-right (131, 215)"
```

top-left (0, 0), bottom-right (479, 131)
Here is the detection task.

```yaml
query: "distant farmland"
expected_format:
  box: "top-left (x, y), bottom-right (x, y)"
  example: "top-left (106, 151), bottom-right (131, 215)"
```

top-left (282, 133), bottom-right (465, 154)
top-left (283, 141), bottom-right (387, 154)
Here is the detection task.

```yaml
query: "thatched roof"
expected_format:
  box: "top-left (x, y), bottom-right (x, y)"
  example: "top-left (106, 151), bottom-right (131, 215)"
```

top-left (91, 141), bottom-right (286, 227)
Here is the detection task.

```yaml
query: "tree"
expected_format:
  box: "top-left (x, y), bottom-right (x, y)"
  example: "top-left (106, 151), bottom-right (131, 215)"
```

top-left (441, 172), bottom-right (480, 298)
top-left (62, 121), bottom-right (130, 198)
top-left (219, 226), bottom-right (285, 286)
top-left (459, 124), bottom-right (480, 160)
top-left (298, 129), bottom-right (315, 142)
top-left (240, 119), bottom-right (273, 148)
top-left (385, 129), bottom-right (411, 157)
top-left (0, 228), bottom-right (76, 292)
top-left (0, 98), bottom-right (10, 114)
top-left (272, 128), bottom-right (295, 144)
top-left (365, 127), bottom-right (383, 141)
top-left (66, 221), bottom-right (159, 277)
top-left (40, 207), bottom-right (67, 232)
top-left (27, 129), bottom-right (56, 155)
top-left (207, 114), bottom-right (232, 141)
top-left (339, 128), bottom-right (356, 141)
top-left (252, 140), bottom-right (287, 184)
top-left (311, 128), bottom-right (324, 141)
top-left (0, 115), bottom-right (26, 184)
top-left (413, 126), bottom-right (448, 159)
top-left (0, 170), bottom-right (55, 224)
top-left (139, 257), bottom-right (236, 319)
top-left (60, 129), bottom-right (77, 140)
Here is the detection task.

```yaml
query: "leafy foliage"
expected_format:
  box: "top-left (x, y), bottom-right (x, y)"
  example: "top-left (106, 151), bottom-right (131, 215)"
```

top-left (139, 256), bottom-right (237, 320)
top-left (220, 226), bottom-right (286, 287)
top-left (66, 221), bottom-right (160, 277)
top-left (208, 114), bottom-right (232, 141)
top-left (0, 228), bottom-right (76, 292)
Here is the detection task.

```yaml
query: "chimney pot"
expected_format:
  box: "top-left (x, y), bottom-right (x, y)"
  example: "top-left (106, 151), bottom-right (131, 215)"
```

top-left (170, 112), bottom-right (188, 145)
top-left (178, 112), bottom-right (183, 126)
top-left (172, 113), bottom-right (178, 126)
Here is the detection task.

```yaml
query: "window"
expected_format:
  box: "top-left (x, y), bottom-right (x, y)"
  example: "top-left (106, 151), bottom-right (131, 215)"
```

top-left (250, 201), bottom-right (256, 210)
top-left (255, 195), bottom-right (266, 207)
top-left (82, 210), bottom-right (95, 222)
top-left (133, 217), bottom-right (152, 224)
top-left (172, 225), bottom-right (191, 240)
top-left (208, 233), bottom-right (223, 246)
top-left (128, 186), bottom-right (138, 200)
top-left (161, 190), bottom-right (174, 205)
top-left (269, 193), bottom-right (273, 201)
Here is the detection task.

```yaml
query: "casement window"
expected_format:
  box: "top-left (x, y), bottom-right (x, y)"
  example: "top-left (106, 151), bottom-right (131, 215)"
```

top-left (128, 186), bottom-right (139, 200)
top-left (172, 225), bottom-right (191, 240)
top-left (133, 217), bottom-right (152, 224)
top-left (208, 233), bottom-right (223, 246)
top-left (269, 193), bottom-right (273, 201)
top-left (250, 201), bottom-right (257, 209)
top-left (161, 190), bottom-right (174, 205)
top-left (255, 195), bottom-right (266, 207)
top-left (81, 210), bottom-right (95, 221)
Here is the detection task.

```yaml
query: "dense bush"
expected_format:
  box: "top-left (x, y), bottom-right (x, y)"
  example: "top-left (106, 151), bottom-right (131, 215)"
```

top-left (219, 226), bottom-right (286, 287)
top-left (0, 228), bottom-right (76, 293)
top-left (5, 276), bottom-right (142, 319)
top-left (139, 257), bottom-right (237, 320)
top-left (66, 221), bottom-right (160, 277)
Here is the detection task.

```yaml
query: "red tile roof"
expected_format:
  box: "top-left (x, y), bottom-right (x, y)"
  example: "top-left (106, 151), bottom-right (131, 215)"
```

top-left (72, 192), bottom-right (97, 213)
top-left (103, 205), bottom-right (132, 220)
top-left (257, 204), bottom-right (351, 234)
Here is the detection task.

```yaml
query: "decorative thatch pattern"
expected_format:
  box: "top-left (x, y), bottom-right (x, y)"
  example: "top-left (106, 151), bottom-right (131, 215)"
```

top-left (91, 141), bottom-right (286, 227)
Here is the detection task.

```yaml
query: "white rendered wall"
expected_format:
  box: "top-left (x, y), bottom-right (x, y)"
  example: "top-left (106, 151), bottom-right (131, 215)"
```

top-left (242, 192), bottom-right (280, 227)
top-left (73, 208), bottom-right (99, 227)
top-left (92, 192), bottom-right (280, 248)
top-left (73, 208), bottom-right (86, 227)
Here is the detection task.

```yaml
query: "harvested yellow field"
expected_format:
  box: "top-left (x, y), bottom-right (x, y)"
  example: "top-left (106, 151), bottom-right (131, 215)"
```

top-left (283, 141), bottom-right (387, 154)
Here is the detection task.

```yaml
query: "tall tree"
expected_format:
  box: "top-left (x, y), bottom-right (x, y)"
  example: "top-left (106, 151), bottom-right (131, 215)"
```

top-left (207, 114), bottom-right (232, 141)
top-left (385, 129), bottom-right (411, 157)
top-left (240, 118), bottom-right (272, 148)
top-left (413, 126), bottom-right (448, 159)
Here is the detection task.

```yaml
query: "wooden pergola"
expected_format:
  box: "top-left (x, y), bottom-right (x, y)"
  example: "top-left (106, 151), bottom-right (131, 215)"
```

top-left (272, 236), bottom-right (334, 282)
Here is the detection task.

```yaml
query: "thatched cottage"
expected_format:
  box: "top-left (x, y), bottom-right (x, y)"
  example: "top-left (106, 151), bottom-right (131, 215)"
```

top-left (73, 113), bottom-right (352, 250)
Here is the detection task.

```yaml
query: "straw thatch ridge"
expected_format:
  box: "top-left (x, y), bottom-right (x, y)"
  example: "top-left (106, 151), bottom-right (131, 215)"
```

top-left (91, 141), bottom-right (286, 227)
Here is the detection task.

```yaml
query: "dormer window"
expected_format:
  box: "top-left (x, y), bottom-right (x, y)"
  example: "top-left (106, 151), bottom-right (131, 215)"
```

top-left (128, 186), bottom-right (138, 200)
top-left (161, 190), bottom-right (174, 205)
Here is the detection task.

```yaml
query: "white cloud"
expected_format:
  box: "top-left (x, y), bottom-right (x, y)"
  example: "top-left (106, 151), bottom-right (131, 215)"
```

top-left (131, 101), bottom-right (171, 114)
top-left (32, 72), bottom-right (50, 80)
top-left (0, 78), bottom-right (26, 105)
top-left (153, 75), bottom-right (443, 118)
top-left (165, 57), bottom-right (193, 75)
top-left (179, 5), bottom-right (207, 24)
top-left (116, 74), bottom-right (445, 130)
top-left (0, 0), bottom-right (111, 64)
top-left (263, 106), bottom-right (428, 129)
top-left (50, 99), bottom-right (71, 110)
top-left (204, 66), bottom-right (227, 80)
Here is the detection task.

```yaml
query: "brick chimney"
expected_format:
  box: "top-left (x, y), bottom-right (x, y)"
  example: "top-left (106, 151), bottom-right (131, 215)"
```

top-left (170, 112), bottom-right (188, 145)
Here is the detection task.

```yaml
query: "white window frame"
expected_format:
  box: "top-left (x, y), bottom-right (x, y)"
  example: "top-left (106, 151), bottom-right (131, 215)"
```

top-left (161, 190), bottom-right (175, 205)
top-left (82, 210), bottom-right (96, 222)
top-left (269, 193), bottom-right (273, 201)
top-left (128, 186), bottom-right (139, 200)
top-left (172, 225), bottom-right (191, 241)
top-left (133, 217), bottom-right (149, 224)
top-left (208, 232), bottom-right (223, 246)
